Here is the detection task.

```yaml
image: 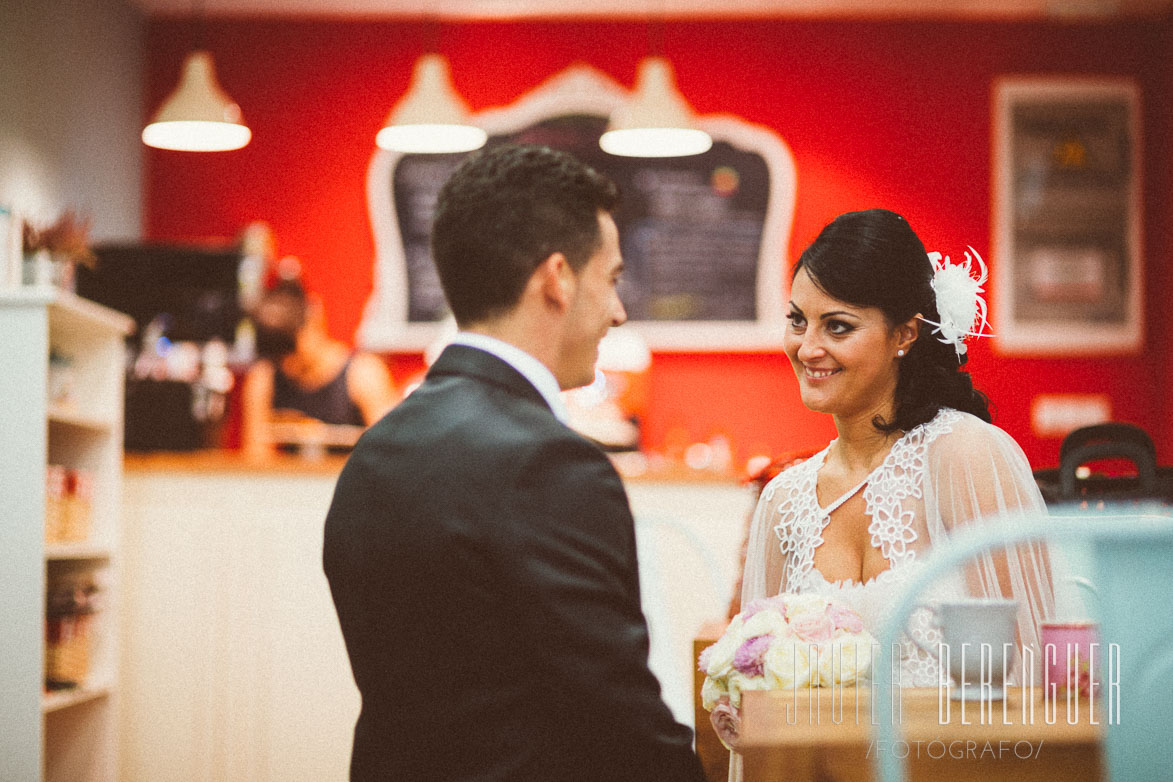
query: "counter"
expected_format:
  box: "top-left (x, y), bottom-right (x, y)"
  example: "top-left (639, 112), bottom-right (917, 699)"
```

top-left (120, 449), bottom-right (753, 781)
top-left (124, 449), bottom-right (351, 475)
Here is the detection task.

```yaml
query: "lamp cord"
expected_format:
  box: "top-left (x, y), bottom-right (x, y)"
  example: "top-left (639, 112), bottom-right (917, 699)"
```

top-left (424, 15), bottom-right (441, 56)
top-left (193, 0), bottom-right (205, 52)
top-left (647, 0), bottom-right (666, 57)
top-left (646, 10), bottom-right (664, 57)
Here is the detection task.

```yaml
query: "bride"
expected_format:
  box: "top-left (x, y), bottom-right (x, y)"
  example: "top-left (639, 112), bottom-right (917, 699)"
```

top-left (716, 209), bottom-right (1055, 775)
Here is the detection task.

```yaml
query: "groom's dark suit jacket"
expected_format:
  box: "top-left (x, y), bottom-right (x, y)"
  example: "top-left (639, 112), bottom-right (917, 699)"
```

top-left (324, 344), bottom-right (704, 782)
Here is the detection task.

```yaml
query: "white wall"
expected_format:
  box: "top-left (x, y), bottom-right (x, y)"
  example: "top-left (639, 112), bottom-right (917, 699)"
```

top-left (0, 0), bottom-right (144, 242)
top-left (120, 467), bottom-right (752, 781)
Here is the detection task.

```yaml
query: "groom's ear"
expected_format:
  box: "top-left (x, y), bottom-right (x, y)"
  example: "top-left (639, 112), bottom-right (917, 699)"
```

top-left (533, 252), bottom-right (574, 311)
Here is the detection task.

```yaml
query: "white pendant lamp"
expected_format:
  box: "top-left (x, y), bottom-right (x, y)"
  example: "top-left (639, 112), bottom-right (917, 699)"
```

top-left (142, 50), bottom-right (251, 152)
top-left (600, 56), bottom-right (712, 158)
top-left (376, 54), bottom-right (487, 155)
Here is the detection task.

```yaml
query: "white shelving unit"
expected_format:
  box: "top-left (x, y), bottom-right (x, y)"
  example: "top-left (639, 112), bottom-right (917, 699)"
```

top-left (1, 286), bottom-right (132, 782)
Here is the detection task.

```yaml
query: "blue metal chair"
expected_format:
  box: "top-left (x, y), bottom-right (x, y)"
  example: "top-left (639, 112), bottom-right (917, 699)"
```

top-left (871, 507), bottom-right (1173, 782)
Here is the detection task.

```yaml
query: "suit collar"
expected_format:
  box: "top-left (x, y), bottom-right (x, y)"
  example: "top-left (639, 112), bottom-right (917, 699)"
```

top-left (428, 344), bottom-right (555, 415)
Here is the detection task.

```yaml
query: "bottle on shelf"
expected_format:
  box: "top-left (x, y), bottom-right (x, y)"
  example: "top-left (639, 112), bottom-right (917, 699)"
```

top-left (44, 573), bottom-right (101, 692)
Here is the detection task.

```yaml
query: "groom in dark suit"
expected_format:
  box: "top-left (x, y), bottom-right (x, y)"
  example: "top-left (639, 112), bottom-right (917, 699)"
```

top-left (323, 144), bottom-right (705, 781)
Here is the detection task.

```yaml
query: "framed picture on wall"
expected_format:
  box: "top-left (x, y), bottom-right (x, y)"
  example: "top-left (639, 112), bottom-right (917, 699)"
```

top-left (992, 76), bottom-right (1143, 355)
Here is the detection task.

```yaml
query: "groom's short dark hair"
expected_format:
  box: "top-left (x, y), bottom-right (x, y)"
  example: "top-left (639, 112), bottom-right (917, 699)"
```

top-left (431, 143), bottom-right (620, 327)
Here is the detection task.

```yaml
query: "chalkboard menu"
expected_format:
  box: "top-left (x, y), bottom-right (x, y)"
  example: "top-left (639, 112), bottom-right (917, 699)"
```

top-left (391, 153), bottom-right (466, 323)
top-left (359, 64), bottom-right (795, 351)
top-left (392, 114), bottom-right (770, 324)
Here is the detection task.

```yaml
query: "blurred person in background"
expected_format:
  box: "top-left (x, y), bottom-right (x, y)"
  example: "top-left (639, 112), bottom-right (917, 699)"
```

top-left (240, 279), bottom-right (399, 458)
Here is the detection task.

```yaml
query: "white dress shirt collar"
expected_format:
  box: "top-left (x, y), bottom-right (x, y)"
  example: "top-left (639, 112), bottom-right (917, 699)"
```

top-left (449, 332), bottom-right (569, 423)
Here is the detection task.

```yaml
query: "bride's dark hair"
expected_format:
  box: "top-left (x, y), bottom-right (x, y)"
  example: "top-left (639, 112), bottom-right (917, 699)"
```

top-left (793, 208), bottom-right (991, 432)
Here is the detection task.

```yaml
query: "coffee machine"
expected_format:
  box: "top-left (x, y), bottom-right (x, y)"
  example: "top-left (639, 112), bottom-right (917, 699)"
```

top-left (77, 241), bottom-right (259, 451)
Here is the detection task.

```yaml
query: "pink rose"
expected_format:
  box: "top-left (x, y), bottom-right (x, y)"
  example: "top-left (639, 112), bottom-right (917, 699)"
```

top-left (742, 595), bottom-right (790, 619)
top-left (709, 696), bottom-right (742, 751)
top-left (790, 612), bottom-right (834, 644)
top-left (732, 634), bottom-right (773, 677)
top-left (827, 604), bottom-right (864, 634)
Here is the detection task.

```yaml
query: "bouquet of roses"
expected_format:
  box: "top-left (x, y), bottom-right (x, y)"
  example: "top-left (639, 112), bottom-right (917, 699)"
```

top-left (698, 594), bottom-right (877, 749)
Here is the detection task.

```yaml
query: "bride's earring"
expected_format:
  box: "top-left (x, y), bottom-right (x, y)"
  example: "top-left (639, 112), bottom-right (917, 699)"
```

top-left (897, 349), bottom-right (905, 357)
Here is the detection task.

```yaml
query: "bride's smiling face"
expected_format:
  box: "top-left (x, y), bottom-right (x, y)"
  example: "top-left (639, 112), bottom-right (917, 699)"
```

top-left (784, 267), bottom-right (907, 417)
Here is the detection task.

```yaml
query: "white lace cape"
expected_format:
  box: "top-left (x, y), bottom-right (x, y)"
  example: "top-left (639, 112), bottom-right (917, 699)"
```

top-left (739, 408), bottom-right (1056, 683)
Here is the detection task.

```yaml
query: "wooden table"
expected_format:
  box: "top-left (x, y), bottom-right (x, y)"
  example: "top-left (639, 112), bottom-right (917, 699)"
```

top-left (694, 621), bottom-right (733, 782)
top-left (738, 687), bottom-right (1103, 782)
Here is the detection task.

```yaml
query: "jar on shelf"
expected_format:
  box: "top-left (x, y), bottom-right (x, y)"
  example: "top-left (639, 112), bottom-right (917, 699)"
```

top-left (47, 349), bottom-right (77, 409)
top-left (44, 578), bottom-right (100, 690)
top-left (45, 465), bottom-right (68, 544)
top-left (61, 468), bottom-right (93, 543)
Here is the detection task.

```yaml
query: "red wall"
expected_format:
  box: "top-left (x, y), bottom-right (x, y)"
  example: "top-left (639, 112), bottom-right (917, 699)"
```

top-left (1157, 20), bottom-right (1173, 467)
top-left (144, 15), bottom-right (1172, 471)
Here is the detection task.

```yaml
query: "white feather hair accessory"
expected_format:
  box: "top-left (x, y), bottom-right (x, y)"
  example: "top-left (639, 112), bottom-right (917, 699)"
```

top-left (917, 246), bottom-right (995, 358)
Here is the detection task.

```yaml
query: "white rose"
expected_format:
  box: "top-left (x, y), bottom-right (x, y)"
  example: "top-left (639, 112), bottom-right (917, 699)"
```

top-left (727, 670), bottom-right (773, 709)
top-left (702, 619), bottom-right (745, 678)
top-left (814, 632), bottom-right (877, 686)
top-left (783, 594), bottom-right (829, 621)
top-left (701, 675), bottom-right (728, 711)
top-left (762, 639), bottom-right (812, 689)
top-left (740, 608), bottom-right (790, 639)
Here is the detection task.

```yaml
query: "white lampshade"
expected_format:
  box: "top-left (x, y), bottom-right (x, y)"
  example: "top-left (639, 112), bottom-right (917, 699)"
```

top-left (142, 51), bottom-right (251, 152)
top-left (376, 54), bottom-right (487, 154)
top-left (600, 56), bottom-right (712, 158)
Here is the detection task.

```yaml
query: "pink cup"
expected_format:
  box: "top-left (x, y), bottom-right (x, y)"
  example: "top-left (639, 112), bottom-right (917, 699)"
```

top-left (1041, 621), bottom-right (1099, 699)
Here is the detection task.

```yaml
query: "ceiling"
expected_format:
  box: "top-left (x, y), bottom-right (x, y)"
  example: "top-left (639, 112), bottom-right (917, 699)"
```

top-left (130, 0), bottom-right (1173, 21)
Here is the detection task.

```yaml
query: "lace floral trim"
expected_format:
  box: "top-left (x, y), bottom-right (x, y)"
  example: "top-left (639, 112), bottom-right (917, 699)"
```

top-left (863, 408), bottom-right (961, 565)
top-left (771, 408), bottom-right (963, 590)
top-left (769, 450), bottom-right (828, 591)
